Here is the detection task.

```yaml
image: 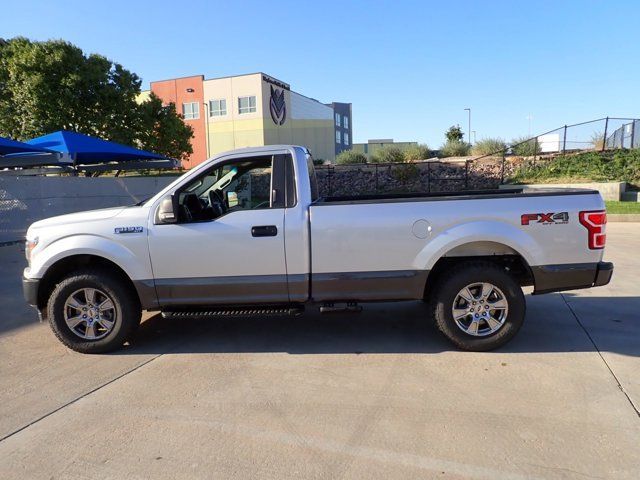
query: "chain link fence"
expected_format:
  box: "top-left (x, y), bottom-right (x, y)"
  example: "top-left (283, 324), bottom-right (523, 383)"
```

top-left (605, 120), bottom-right (640, 149)
top-left (318, 117), bottom-right (638, 197)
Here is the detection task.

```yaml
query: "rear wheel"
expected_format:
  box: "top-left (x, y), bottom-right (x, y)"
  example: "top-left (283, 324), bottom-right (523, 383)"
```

top-left (431, 261), bottom-right (525, 351)
top-left (47, 270), bottom-right (141, 353)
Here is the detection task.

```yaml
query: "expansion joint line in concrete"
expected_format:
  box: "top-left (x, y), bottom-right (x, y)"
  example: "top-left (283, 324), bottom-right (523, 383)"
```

top-left (0, 353), bottom-right (164, 444)
top-left (560, 293), bottom-right (640, 418)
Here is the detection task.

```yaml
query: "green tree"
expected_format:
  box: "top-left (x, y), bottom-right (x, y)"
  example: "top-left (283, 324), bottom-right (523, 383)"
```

top-left (0, 37), bottom-right (192, 160)
top-left (0, 38), bottom-right (140, 143)
top-left (335, 149), bottom-right (367, 164)
top-left (137, 93), bottom-right (193, 161)
top-left (445, 125), bottom-right (464, 142)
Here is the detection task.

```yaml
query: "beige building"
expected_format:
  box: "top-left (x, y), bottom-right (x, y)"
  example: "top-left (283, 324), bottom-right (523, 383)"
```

top-left (352, 139), bottom-right (418, 160)
top-left (140, 72), bottom-right (351, 168)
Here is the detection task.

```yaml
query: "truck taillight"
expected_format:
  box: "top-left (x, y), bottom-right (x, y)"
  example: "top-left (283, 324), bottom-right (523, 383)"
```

top-left (579, 210), bottom-right (607, 249)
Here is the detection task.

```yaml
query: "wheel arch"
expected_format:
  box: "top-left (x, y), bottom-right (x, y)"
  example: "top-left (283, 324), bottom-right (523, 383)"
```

top-left (423, 240), bottom-right (534, 301)
top-left (36, 254), bottom-right (150, 313)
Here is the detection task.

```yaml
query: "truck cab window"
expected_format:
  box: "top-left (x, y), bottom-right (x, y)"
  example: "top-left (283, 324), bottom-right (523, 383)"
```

top-left (177, 155), bottom-right (275, 222)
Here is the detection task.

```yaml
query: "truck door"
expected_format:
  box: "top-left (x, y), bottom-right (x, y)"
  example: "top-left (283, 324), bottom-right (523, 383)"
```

top-left (147, 153), bottom-right (291, 306)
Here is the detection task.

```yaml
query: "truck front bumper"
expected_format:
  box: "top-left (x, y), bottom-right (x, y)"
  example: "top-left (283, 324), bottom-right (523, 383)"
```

top-left (22, 275), bottom-right (40, 307)
top-left (532, 261), bottom-right (613, 294)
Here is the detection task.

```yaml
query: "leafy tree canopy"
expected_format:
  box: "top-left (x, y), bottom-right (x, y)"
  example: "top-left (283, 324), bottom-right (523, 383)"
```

top-left (138, 93), bottom-right (193, 161)
top-left (0, 37), bottom-right (192, 160)
top-left (445, 125), bottom-right (464, 142)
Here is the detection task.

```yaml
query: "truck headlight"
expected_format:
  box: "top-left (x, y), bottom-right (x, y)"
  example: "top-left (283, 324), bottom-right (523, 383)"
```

top-left (25, 237), bottom-right (39, 265)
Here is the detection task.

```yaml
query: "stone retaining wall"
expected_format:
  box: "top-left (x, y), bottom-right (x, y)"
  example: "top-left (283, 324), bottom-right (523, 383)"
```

top-left (315, 158), bottom-right (518, 196)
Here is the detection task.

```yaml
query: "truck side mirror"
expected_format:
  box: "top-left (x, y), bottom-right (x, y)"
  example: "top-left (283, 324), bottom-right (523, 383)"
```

top-left (156, 195), bottom-right (177, 224)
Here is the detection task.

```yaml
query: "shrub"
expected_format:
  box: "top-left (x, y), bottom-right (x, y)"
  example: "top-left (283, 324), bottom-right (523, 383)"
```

top-left (335, 150), bottom-right (367, 165)
top-left (392, 163), bottom-right (420, 183)
top-left (511, 136), bottom-right (541, 156)
top-left (471, 138), bottom-right (507, 156)
top-left (440, 140), bottom-right (471, 157)
top-left (591, 131), bottom-right (605, 150)
top-left (508, 149), bottom-right (640, 184)
top-left (370, 146), bottom-right (406, 164)
top-left (403, 144), bottom-right (431, 162)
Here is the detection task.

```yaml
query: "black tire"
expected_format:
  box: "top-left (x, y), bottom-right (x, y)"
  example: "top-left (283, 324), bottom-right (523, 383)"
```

top-left (47, 269), bottom-right (141, 354)
top-left (431, 261), bottom-right (525, 351)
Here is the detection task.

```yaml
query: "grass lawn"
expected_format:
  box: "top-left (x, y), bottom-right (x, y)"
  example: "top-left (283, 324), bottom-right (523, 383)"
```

top-left (605, 201), bottom-right (640, 214)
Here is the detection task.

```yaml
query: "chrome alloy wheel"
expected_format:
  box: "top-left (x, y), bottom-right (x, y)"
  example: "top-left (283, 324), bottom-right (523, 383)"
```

top-left (63, 288), bottom-right (117, 340)
top-left (451, 282), bottom-right (509, 337)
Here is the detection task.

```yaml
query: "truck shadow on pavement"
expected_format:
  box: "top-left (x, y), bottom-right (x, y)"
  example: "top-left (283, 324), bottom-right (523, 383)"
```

top-left (118, 295), bottom-right (640, 357)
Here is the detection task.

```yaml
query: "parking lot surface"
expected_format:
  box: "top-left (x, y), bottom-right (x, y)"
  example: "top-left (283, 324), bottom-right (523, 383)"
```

top-left (0, 224), bottom-right (638, 479)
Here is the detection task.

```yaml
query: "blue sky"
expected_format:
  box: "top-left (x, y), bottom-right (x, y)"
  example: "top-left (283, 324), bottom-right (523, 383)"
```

top-left (3, 0), bottom-right (640, 146)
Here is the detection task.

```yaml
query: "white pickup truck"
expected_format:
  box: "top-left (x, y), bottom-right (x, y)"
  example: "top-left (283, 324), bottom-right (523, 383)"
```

top-left (23, 145), bottom-right (613, 353)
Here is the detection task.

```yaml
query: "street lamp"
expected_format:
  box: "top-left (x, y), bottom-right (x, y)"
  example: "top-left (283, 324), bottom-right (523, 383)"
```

top-left (464, 108), bottom-right (471, 145)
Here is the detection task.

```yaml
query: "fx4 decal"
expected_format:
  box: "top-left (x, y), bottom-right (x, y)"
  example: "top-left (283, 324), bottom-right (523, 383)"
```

top-left (521, 212), bottom-right (569, 225)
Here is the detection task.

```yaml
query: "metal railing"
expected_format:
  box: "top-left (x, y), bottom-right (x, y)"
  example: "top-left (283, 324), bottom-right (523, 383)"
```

top-left (319, 116), bottom-right (639, 197)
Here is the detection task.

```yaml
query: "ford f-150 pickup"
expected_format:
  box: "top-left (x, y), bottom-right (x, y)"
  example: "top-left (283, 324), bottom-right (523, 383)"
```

top-left (23, 145), bottom-right (613, 353)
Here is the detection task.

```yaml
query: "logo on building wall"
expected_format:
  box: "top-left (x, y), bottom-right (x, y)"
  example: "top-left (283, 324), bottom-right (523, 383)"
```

top-left (269, 85), bottom-right (287, 125)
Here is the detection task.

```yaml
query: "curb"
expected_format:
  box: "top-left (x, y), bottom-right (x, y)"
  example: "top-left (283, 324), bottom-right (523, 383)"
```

top-left (607, 214), bottom-right (640, 222)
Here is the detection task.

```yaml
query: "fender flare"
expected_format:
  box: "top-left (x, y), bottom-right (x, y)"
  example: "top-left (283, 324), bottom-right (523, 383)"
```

top-left (412, 220), bottom-right (542, 272)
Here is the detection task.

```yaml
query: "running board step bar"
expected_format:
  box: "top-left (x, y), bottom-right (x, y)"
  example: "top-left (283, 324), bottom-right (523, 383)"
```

top-left (162, 306), bottom-right (304, 319)
top-left (319, 302), bottom-right (362, 314)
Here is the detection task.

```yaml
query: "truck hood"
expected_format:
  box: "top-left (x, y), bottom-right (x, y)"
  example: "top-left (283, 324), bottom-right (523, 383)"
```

top-left (29, 206), bottom-right (127, 231)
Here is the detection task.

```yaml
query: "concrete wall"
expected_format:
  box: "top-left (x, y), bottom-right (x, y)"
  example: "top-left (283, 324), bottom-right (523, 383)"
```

top-left (500, 181), bottom-right (626, 201)
top-left (0, 177), bottom-right (175, 243)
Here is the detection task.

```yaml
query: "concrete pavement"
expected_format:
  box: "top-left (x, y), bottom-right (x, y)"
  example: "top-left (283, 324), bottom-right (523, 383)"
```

top-left (0, 225), bottom-right (638, 479)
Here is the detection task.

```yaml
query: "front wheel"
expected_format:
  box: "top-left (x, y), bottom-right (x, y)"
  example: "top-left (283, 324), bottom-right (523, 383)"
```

top-left (47, 270), bottom-right (141, 353)
top-left (431, 261), bottom-right (525, 351)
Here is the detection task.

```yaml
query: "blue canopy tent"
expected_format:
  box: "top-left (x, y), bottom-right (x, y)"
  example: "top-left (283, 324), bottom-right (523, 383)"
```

top-left (0, 136), bottom-right (54, 156)
top-left (26, 130), bottom-right (177, 172)
top-left (0, 136), bottom-right (66, 171)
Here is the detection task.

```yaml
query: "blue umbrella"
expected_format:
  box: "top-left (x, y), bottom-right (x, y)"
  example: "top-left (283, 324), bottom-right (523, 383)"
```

top-left (26, 130), bottom-right (167, 164)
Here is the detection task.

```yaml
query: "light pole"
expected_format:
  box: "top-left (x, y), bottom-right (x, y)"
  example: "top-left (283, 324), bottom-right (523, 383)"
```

top-left (464, 108), bottom-right (471, 145)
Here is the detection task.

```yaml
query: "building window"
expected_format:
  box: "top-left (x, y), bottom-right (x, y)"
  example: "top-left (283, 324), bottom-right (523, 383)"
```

top-left (182, 102), bottom-right (199, 120)
top-left (238, 96), bottom-right (257, 114)
top-left (336, 131), bottom-right (341, 144)
top-left (343, 116), bottom-right (349, 130)
top-left (209, 99), bottom-right (227, 116)
top-left (344, 132), bottom-right (349, 145)
top-left (335, 113), bottom-right (341, 127)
